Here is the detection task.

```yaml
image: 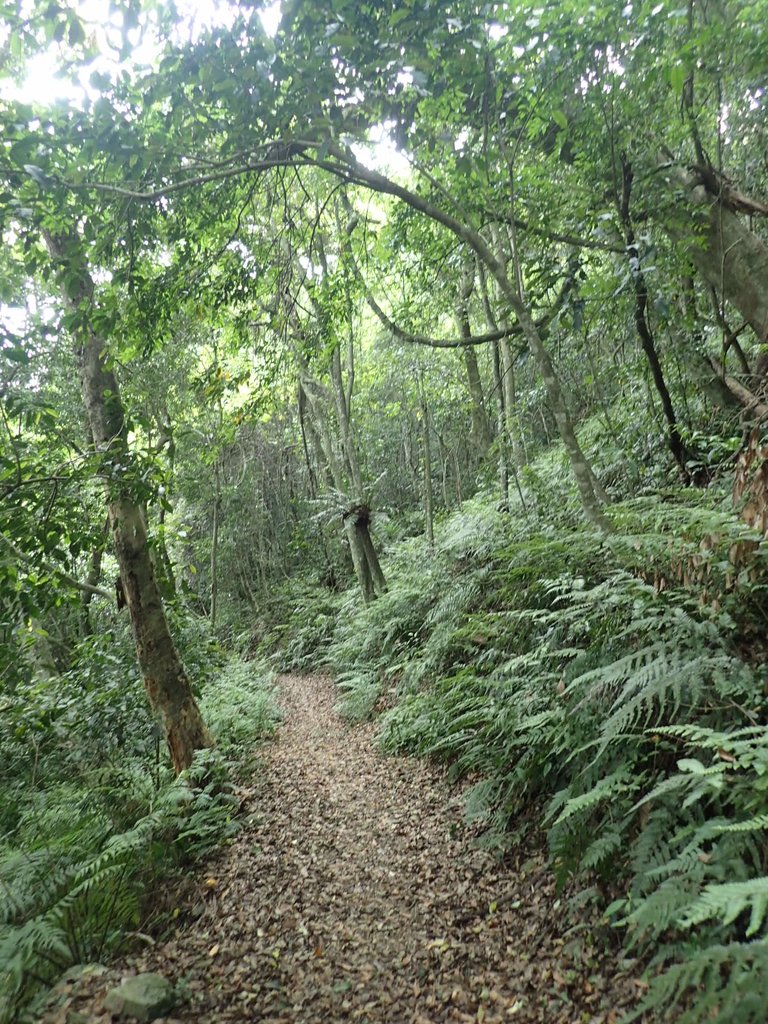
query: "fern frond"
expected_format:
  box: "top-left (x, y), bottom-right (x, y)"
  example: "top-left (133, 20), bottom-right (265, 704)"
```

top-left (680, 878), bottom-right (768, 937)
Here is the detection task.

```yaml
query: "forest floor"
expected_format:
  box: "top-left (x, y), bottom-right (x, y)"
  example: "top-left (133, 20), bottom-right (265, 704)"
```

top-left (44, 673), bottom-right (646, 1024)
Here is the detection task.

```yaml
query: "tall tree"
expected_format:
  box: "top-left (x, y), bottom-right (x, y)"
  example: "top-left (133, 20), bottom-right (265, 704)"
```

top-left (43, 231), bottom-right (211, 773)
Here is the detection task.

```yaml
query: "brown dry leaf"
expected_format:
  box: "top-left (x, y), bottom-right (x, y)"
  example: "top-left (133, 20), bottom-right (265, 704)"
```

top-left (52, 674), bottom-right (648, 1024)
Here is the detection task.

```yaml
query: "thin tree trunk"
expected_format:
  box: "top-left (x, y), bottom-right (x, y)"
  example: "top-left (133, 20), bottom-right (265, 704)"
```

top-left (660, 162), bottom-right (768, 348)
top-left (324, 275), bottom-right (387, 595)
top-left (299, 381), bottom-right (335, 489)
top-left (480, 245), bottom-right (528, 510)
top-left (44, 231), bottom-right (211, 774)
top-left (419, 379), bottom-right (434, 546)
top-left (491, 341), bottom-right (510, 507)
top-left (301, 363), bottom-right (387, 599)
top-left (343, 516), bottom-right (375, 603)
top-left (621, 154), bottom-right (692, 482)
top-left (331, 342), bottom-right (364, 496)
top-left (457, 266), bottom-right (493, 458)
top-left (210, 460), bottom-right (220, 629)
top-left (79, 516), bottom-right (108, 636)
top-left (454, 448), bottom-right (463, 506)
top-left (349, 505), bottom-right (387, 595)
top-left (153, 507), bottom-right (178, 601)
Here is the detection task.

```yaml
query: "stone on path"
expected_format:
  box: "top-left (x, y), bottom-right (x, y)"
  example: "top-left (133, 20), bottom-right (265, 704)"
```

top-left (103, 973), bottom-right (175, 1021)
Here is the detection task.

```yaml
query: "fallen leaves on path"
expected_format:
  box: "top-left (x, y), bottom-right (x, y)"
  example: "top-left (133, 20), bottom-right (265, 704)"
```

top-left (49, 673), bottom-right (644, 1023)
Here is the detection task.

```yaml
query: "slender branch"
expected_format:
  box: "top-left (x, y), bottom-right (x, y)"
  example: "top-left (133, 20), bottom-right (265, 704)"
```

top-left (0, 532), bottom-right (113, 600)
top-left (64, 138), bottom-right (627, 259)
top-left (363, 289), bottom-right (521, 348)
top-left (1, 474), bottom-right (74, 497)
top-left (340, 188), bottom-right (523, 348)
top-left (63, 151), bottom-right (316, 201)
top-left (504, 216), bottom-right (626, 253)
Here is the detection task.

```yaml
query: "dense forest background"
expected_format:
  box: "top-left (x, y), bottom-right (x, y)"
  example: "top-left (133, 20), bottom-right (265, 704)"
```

top-left (2, 0), bottom-right (768, 1020)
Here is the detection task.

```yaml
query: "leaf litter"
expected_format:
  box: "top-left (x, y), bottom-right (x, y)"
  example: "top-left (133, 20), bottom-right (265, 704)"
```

top-left (44, 673), bottom-right (645, 1023)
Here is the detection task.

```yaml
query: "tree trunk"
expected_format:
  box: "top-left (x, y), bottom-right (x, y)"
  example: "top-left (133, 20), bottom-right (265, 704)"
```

top-left (79, 516), bottom-right (108, 636)
top-left (331, 342), bottom-right (364, 496)
top-left (419, 381), bottom-right (434, 546)
top-left (660, 163), bottom-right (768, 346)
top-left (480, 254), bottom-right (527, 508)
top-left (45, 231), bottom-right (211, 774)
top-left (300, 361), bottom-right (387, 600)
top-left (346, 505), bottom-right (387, 596)
top-left (491, 342), bottom-right (510, 507)
top-left (210, 461), bottom-right (220, 629)
top-left (621, 155), bottom-right (693, 482)
top-left (341, 512), bottom-right (376, 603)
top-left (457, 266), bottom-right (493, 458)
top-left (152, 508), bottom-right (178, 601)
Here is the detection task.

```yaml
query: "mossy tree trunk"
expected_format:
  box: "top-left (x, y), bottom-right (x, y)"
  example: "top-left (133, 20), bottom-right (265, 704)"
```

top-left (45, 231), bottom-right (211, 774)
top-left (661, 163), bottom-right (768, 351)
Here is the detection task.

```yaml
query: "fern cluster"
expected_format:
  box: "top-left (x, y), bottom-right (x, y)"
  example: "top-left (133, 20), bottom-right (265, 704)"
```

top-left (0, 641), bottom-right (277, 1024)
top-left (315, 486), bottom-right (768, 1023)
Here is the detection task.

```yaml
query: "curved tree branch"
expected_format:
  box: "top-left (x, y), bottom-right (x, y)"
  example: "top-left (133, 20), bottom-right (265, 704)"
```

top-left (0, 531), bottom-right (113, 601)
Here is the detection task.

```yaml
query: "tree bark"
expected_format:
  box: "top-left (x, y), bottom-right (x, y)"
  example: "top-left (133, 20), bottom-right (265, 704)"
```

top-left (298, 222), bottom-right (388, 596)
top-left (300, 361), bottom-right (387, 600)
top-left (344, 516), bottom-right (375, 603)
top-left (419, 379), bottom-right (435, 546)
top-left (210, 461), bottom-right (221, 629)
top-left (660, 162), bottom-right (768, 346)
top-left (44, 231), bottom-right (211, 774)
top-left (621, 154), bottom-right (693, 482)
top-left (457, 266), bottom-right (493, 458)
top-left (479, 250), bottom-right (528, 507)
top-left (345, 504), bottom-right (387, 598)
top-left (79, 515), bottom-right (109, 636)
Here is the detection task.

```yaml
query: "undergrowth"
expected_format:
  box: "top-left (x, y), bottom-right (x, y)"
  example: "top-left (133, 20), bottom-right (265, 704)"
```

top-left (0, 643), bottom-right (277, 1024)
top-left (284, 486), bottom-right (768, 1023)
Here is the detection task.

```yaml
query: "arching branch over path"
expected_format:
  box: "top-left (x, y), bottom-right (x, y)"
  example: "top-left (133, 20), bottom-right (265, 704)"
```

top-left (60, 138), bottom-right (609, 529)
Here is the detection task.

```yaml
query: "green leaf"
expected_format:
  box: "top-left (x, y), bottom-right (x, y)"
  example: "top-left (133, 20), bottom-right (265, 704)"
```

top-left (23, 165), bottom-right (51, 189)
top-left (389, 9), bottom-right (411, 27)
top-left (9, 137), bottom-right (39, 166)
top-left (552, 110), bottom-right (568, 130)
top-left (68, 16), bottom-right (86, 46)
top-left (669, 64), bottom-right (686, 93)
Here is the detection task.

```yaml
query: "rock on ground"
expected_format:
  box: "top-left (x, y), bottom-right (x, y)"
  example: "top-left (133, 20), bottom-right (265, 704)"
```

top-left (103, 973), bottom-right (175, 1021)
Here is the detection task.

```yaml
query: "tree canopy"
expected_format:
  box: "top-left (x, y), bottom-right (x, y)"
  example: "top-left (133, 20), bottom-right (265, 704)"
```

top-left (2, 1), bottom-right (768, 1021)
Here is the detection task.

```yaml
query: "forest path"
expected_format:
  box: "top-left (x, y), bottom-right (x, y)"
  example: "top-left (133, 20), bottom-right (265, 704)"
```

top-left (121, 674), bottom-right (636, 1022)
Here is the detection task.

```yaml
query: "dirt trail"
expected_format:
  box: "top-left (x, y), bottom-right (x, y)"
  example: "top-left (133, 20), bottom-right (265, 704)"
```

top-left (59, 674), bottom-right (642, 1023)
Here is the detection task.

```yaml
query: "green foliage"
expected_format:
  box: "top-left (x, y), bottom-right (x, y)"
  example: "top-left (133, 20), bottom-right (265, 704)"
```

top-left (4, 1), bottom-right (768, 1021)
top-left (0, 752), bottom-right (237, 1023)
top-left (335, 669), bottom-right (381, 722)
top-left (200, 656), bottom-right (279, 758)
top-left (270, 582), bottom-right (343, 672)
top-left (320, 488), bottom-right (768, 1023)
top-left (0, 631), bottom-right (277, 1022)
